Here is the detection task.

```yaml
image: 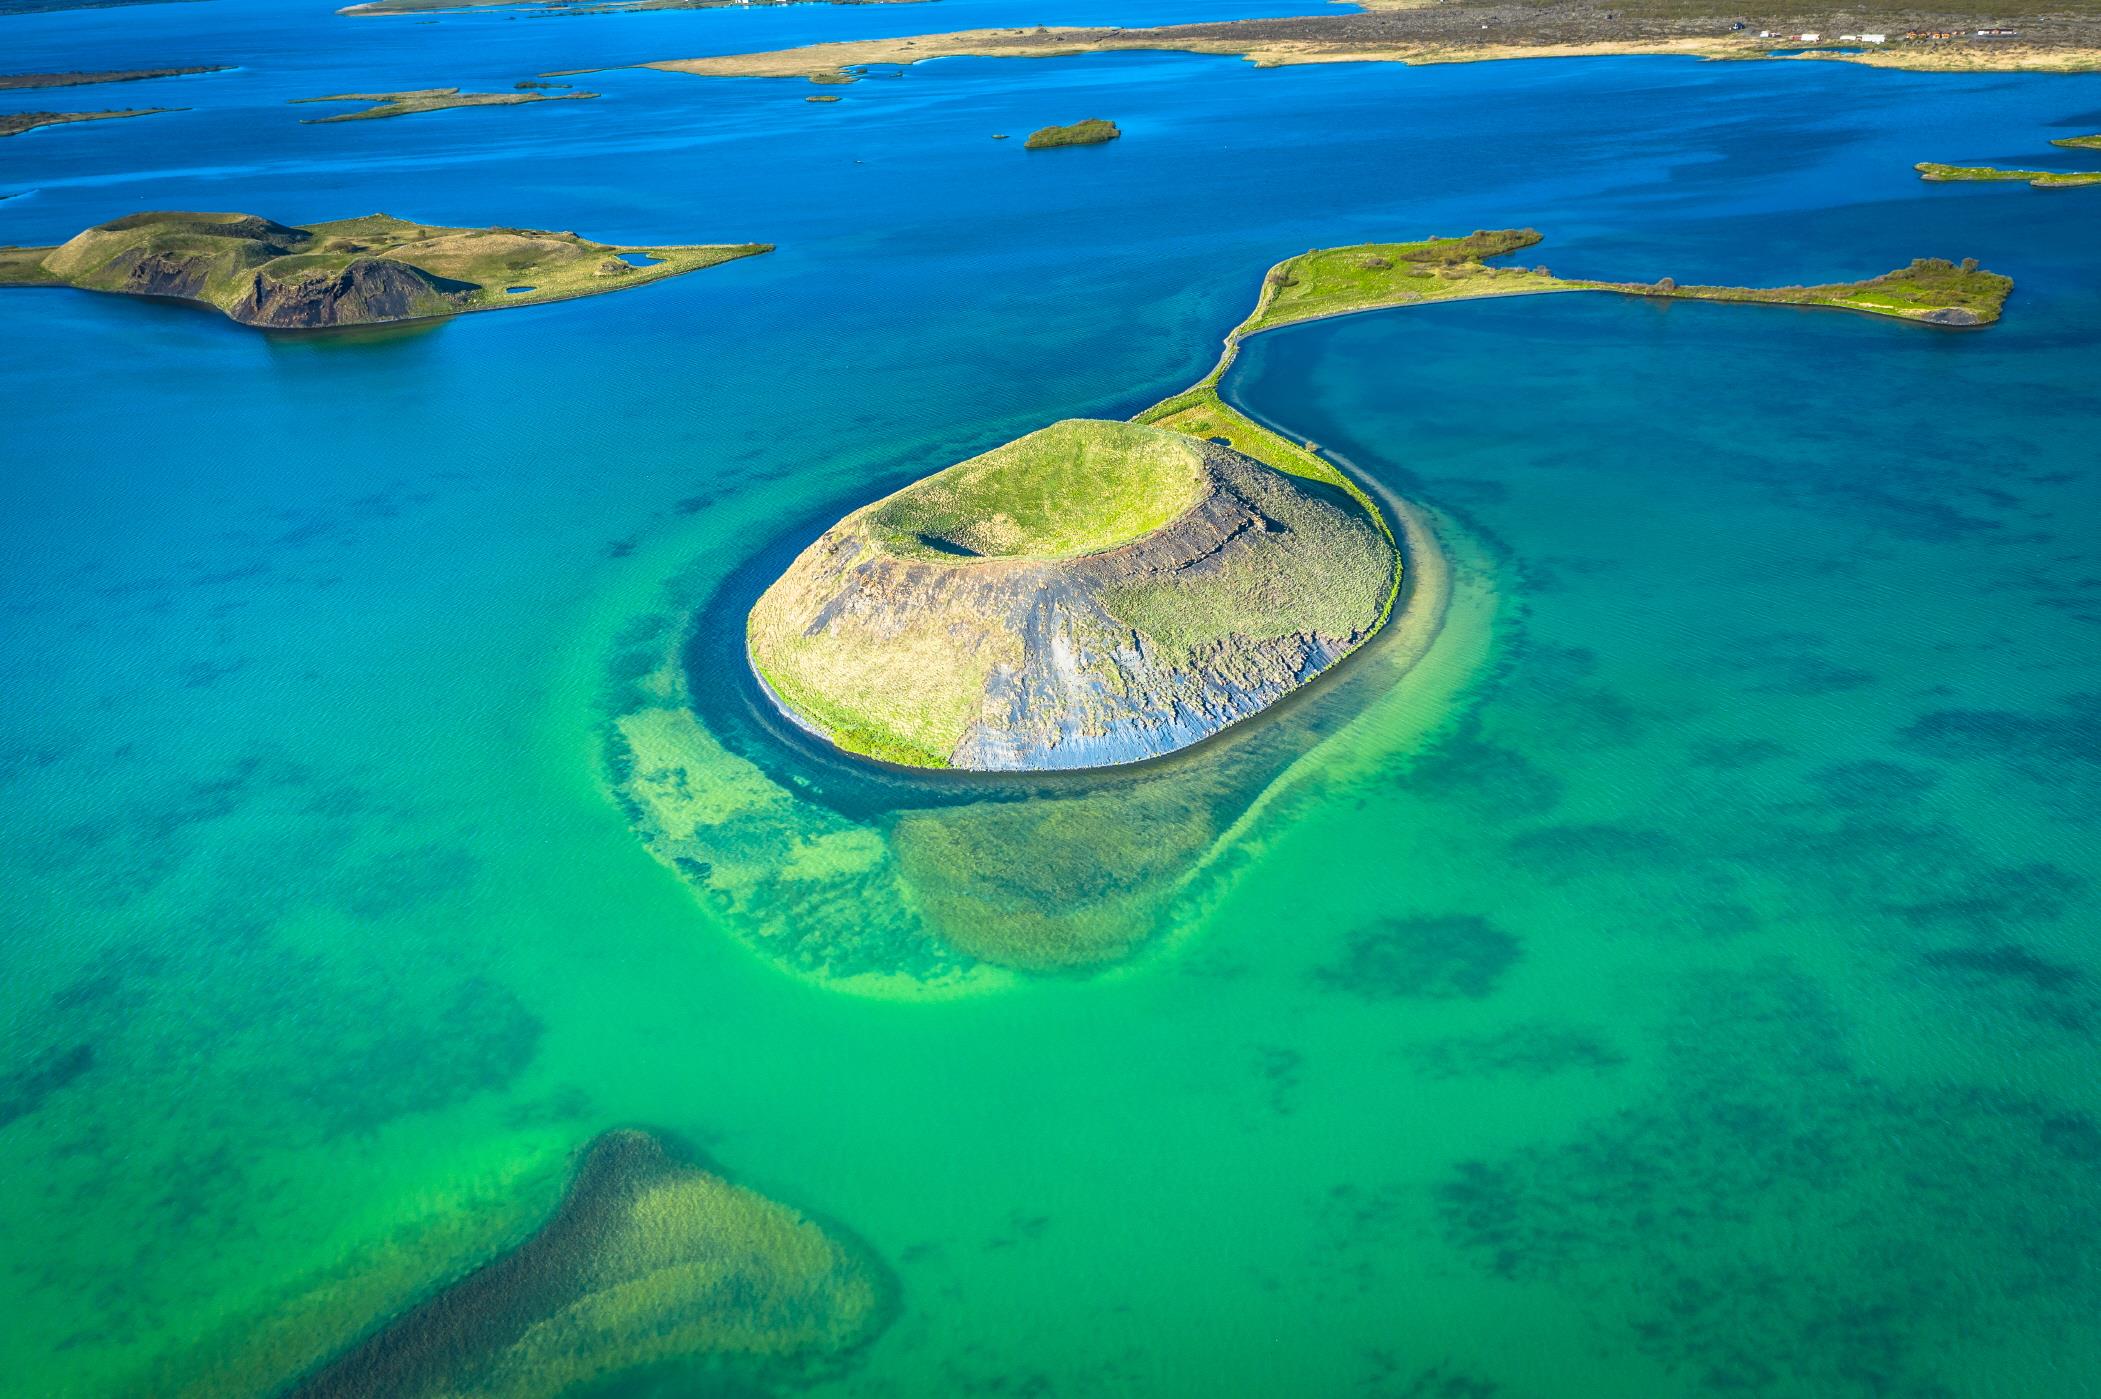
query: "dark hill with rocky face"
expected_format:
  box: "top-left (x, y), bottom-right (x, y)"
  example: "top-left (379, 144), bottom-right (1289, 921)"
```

top-left (0, 210), bottom-right (770, 329)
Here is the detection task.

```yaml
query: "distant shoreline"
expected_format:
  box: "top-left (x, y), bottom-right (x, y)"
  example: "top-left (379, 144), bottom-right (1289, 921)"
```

top-left (619, 15), bottom-right (2100, 84)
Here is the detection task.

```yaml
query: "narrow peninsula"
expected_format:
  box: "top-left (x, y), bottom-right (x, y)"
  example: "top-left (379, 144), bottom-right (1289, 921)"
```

top-left (0, 108), bottom-right (177, 138)
top-left (0, 211), bottom-right (769, 329)
top-left (1918, 133), bottom-right (2101, 186)
top-left (294, 87), bottom-right (597, 122)
top-left (747, 229), bottom-right (2010, 774)
top-left (0, 66), bottom-right (229, 90)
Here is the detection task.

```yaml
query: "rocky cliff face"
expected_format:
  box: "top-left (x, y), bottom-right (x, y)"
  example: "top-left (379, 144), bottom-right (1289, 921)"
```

top-left (228, 257), bottom-right (458, 328)
top-left (748, 428), bottom-right (1397, 771)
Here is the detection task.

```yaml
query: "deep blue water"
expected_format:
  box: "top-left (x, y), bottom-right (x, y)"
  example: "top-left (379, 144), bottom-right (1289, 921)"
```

top-left (4, 2), bottom-right (2101, 1394)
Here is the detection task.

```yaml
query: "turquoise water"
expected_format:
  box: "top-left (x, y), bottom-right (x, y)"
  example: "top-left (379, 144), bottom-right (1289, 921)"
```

top-left (5, 2), bottom-right (2101, 1392)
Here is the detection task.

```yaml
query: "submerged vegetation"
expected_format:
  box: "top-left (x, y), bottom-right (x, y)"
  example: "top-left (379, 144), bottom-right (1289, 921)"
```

top-left (146, 1130), bottom-right (890, 1397)
top-left (0, 211), bottom-right (769, 329)
top-left (1024, 117), bottom-right (1120, 149)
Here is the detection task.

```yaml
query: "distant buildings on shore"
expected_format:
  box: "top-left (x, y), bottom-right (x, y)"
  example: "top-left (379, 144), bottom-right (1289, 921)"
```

top-left (1752, 25), bottom-right (2018, 43)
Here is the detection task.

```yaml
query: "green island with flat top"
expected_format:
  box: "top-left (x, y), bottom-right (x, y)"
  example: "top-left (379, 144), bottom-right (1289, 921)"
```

top-left (0, 211), bottom-right (770, 330)
top-left (748, 229), bottom-right (2012, 774)
top-left (1024, 118), bottom-right (1120, 149)
top-left (1917, 133), bottom-right (2101, 186)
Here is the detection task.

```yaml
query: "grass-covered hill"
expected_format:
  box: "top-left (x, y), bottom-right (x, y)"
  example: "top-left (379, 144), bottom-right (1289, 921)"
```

top-left (0, 211), bottom-right (770, 329)
top-left (747, 419), bottom-right (1399, 771)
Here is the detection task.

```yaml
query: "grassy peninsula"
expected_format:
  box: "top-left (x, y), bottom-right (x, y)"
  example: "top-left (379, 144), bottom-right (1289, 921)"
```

top-left (1918, 133), bottom-right (2101, 186)
top-left (294, 87), bottom-right (597, 122)
top-left (0, 108), bottom-right (177, 138)
top-left (1024, 118), bottom-right (1119, 149)
top-left (0, 211), bottom-right (769, 329)
top-left (1918, 162), bottom-right (2101, 187)
top-left (1140, 231), bottom-right (2007, 553)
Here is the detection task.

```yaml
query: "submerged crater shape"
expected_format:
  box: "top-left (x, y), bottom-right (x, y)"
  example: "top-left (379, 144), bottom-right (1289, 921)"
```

top-left (746, 418), bottom-right (1399, 771)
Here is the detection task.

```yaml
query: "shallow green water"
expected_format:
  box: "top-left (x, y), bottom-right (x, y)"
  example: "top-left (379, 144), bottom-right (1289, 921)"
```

top-left (4, 4), bottom-right (2101, 1393)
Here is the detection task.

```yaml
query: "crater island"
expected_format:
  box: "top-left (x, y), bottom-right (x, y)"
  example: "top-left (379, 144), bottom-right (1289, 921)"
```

top-left (745, 230), bottom-right (2011, 774)
top-left (748, 418), bottom-right (1400, 770)
top-left (0, 211), bottom-right (770, 329)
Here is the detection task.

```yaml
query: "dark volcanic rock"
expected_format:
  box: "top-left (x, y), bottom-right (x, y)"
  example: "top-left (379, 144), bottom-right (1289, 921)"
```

top-left (229, 256), bottom-right (461, 328)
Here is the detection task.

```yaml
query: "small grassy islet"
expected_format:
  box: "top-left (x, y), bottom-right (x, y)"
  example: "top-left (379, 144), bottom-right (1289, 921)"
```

top-left (1023, 117), bottom-right (1120, 149)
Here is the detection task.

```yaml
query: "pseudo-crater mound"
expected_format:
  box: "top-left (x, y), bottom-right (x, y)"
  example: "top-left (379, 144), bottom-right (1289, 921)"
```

top-left (746, 418), bottom-right (1400, 771)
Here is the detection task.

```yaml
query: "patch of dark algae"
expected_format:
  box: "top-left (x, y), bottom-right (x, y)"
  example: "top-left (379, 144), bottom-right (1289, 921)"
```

top-left (283, 1129), bottom-right (895, 1399)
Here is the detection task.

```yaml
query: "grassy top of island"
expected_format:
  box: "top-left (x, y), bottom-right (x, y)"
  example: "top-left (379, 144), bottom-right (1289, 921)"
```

top-left (294, 87), bottom-right (597, 122)
top-left (0, 211), bottom-right (769, 330)
top-left (1024, 118), bottom-right (1119, 149)
top-left (865, 420), bottom-right (1209, 562)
